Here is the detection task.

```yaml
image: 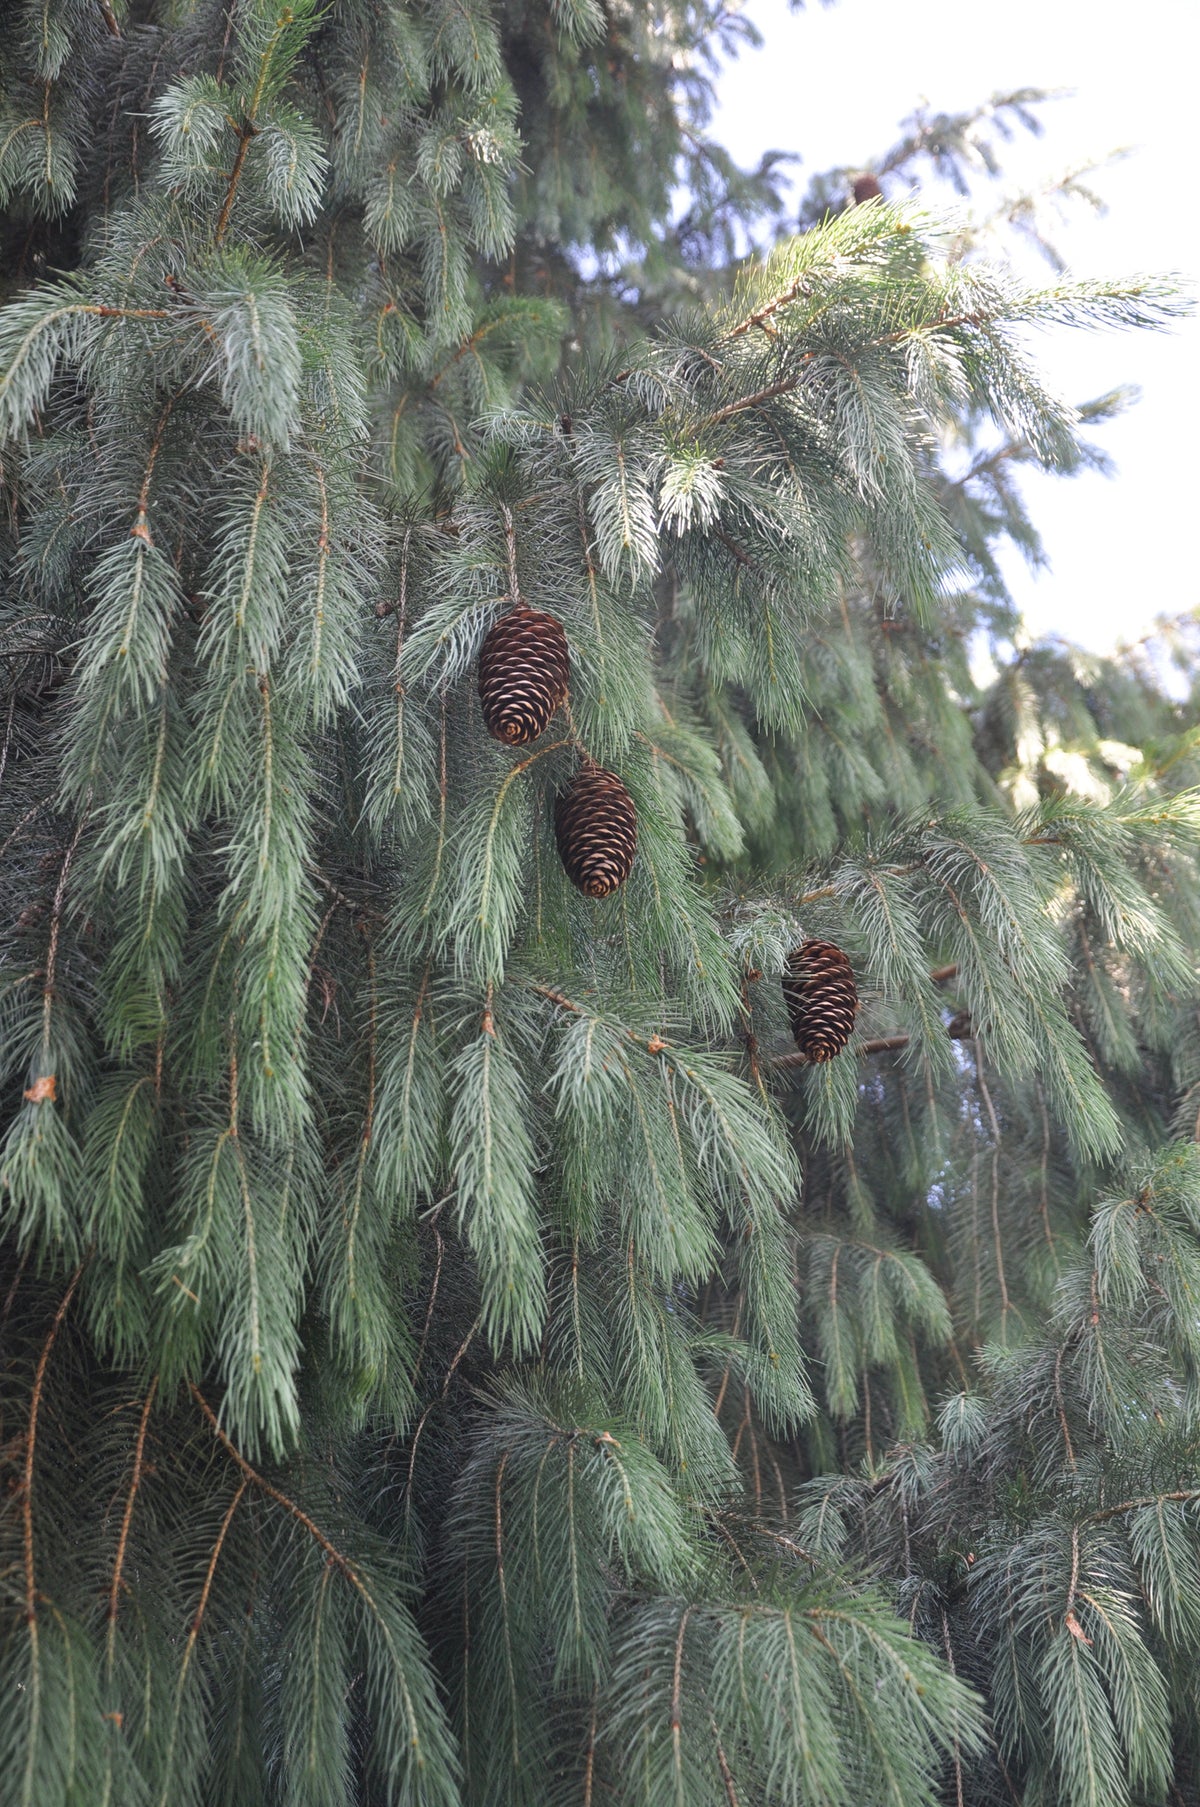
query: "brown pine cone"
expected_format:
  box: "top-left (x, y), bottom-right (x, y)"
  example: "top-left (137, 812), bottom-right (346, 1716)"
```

top-left (782, 939), bottom-right (859, 1061)
top-left (477, 607), bottom-right (570, 745)
top-left (554, 763), bottom-right (638, 897)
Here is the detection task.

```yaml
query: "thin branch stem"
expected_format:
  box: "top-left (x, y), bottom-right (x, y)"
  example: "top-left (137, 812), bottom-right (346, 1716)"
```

top-left (1086, 1488), bottom-right (1200, 1526)
top-left (189, 1384), bottom-right (358, 1582)
top-left (42, 806), bottom-right (88, 1065)
top-left (22, 1263), bottom-right (85, 1623)
top-left (974, 1037), bottom-right (1011, 1338)
top-left (106, 1378), bottom-right (159, 1631)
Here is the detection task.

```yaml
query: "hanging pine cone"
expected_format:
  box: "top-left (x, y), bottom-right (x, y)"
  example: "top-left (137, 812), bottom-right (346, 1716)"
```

top-left (782, 939), bottom-right (858, 1061)
top-left (554, 762), bottom-right (637, 897)
top-left (477, 606), bottom-right (570, 745)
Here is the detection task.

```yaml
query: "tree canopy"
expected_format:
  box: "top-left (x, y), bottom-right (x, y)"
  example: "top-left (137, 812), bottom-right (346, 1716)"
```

top-left (1, 3), bottom-right (1198, 1805)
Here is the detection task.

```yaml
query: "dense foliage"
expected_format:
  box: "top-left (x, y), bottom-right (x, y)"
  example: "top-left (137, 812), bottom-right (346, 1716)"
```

top-left (2, 3), bottom-right (1199, 1804)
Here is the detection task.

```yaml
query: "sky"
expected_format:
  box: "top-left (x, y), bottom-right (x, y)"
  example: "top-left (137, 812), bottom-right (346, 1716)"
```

top-left (708, 0), bottom-right (1200, 657)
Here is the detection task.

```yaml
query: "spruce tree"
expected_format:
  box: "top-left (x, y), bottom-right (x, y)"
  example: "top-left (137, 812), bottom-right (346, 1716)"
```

top-left (1, 4), bottom-right (1197, 1805)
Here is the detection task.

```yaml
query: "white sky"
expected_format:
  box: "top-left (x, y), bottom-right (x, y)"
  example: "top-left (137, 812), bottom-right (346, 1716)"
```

top-left (709, 0), bottom-right (1200, 655)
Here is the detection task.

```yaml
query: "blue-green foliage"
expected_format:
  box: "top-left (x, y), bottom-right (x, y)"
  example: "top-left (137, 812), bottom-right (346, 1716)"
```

top-left (2, 2), bottom-right (1200, 1805)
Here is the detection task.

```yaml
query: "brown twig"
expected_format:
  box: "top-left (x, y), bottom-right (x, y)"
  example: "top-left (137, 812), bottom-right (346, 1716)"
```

top-left (530, 981), bottom-right (676, 1062)
top-left (709, 308), bottom-right (992, 425)
top-left (723, 276), bottom-right (815, 341)
top-left (189, 1384), bottom-right (358, 1582)
top-left (411, 1221), bottom-right (444, 1390)
top-left (93, 304), bottom-right (170, 320)
top-left (403, 1316), bottom-right (483, 1521)
top-left (499, 503), bottom-right (523, 609)
top-left (157, 1480), bottom-right (247, 1806)
top-left (106, 1378), bottom-right (160, 1630)
top-left (582, 1692), bottom-right (598, 1807)
top-left (495, 1449), bottom-right (520, 1770)
top-left (670, 1606), bottom-right (692, 1780)
top-left (22, 1264), bottom-right (85, 1624)
top-left (974, 1037), bottom-right (1011, 1338)
top-left (713, 526), bottom-right (760, 571)
top-left (306, 864), bottom-right (385, 922)
top-left (1086, 1488), bottom-right (1200, 1526)
top-left (774, 1004), bottom-right (972, 1068)
top-left (130, 395), bottom-right (177, 545)
top-left (213, 3), bottom-right (293, 244)
top-left (214, 128), bottom-right (255, 245)
top-left (183, 1481), bottom-right (246, 1648)
top-left (189, 1387), bottom-right (429, 1765)
top-left (739, 970), bottom-right (763, 1096)
top-left (701, 374), bottom-right (805, 429)
top-left (712, 1719), bottom-right (743, 1807)
top-left (41, 806), bottom-right (89, 1069)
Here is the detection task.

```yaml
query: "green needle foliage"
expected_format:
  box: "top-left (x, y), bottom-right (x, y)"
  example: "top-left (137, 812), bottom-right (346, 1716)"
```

top-left (1, 2), bottom-right (1198, 1804)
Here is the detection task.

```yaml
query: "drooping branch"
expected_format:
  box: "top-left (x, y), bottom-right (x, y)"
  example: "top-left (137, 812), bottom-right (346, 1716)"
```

top-left (107, 1378), bottom-right (160, 1632)
top-left (190, 1384), bottom-right (360, 1583)
top-left (22, 1264), bottom-right (85, 1624)
top-left (157, 1479), bottom-right (248, 1807)
top-left (529, 982), bottom-right (671, 1060)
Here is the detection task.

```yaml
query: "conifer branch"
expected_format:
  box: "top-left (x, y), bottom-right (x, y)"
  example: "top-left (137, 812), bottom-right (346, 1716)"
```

top-left (429, 318), bottom-right (508, 390)
top-left (739, 970), bottom-right (764, 1095)
top-left (499, 504), bottom-right (523, 608)
top-left (403, 1315), bottom-right (482, 1529)
top-left (214, 128), bottom-right (256, 247)
top-left (712, 1717), bottom-right (743, 1807)
top-left (306, 865), bottom-right (384, 922)
top-left (1054, 1343), bottom-right (1077, 1471)
top-left (41, 806), bottom-right (88, 1066)
top-left (1085, 1489), bottom-right (1200, 1526)
top-left (411, 1217), bottom-right (444, 1389)
top-left (189, 1384), bottom-right (361, 1582)
top-left (106, 1377), bottom-right (159, 1631)
top-left (1, 9), bottom-right (1193, 1795)
top-left (186, 1481), bottom-right (247, 1643)
top-left (974, 1039), bottom-right (1012, 1337)
top-left (93, 305), bottom-right (170, 320)
top-left (713, 525), bottom-right (761, 570)
top-left (701, 372), bottom-right (808, 429)
top-left (723, 279), bottom-right (815, 342)
top-left (582, 1694), bottom-right (598, 1807)
top-left (670, 1605), bottom-right (692, 1781)
top-left (134, 396), bottom-right (177, 535)
top-left (346, 933), bottom-right (378, 1303)
top-left (157, 1479), bottom-right (247, 1807)
top-left (21, 1263), bottom-right (85, 1623)
top-left (529, 981), bottom-right (673, 1060)
top-left (420, 682), bottom-right (450, 920)
top-left (494, 1448), bottom-right (520, 1770)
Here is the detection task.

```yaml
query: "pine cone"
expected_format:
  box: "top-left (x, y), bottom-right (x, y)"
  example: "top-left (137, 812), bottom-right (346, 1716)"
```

top-left (477, 607), bottom-right (570, 745)
top-left (782, 939), bottom-right (858, 1061)
top-left (554, 763), bottom-right (638, 897)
